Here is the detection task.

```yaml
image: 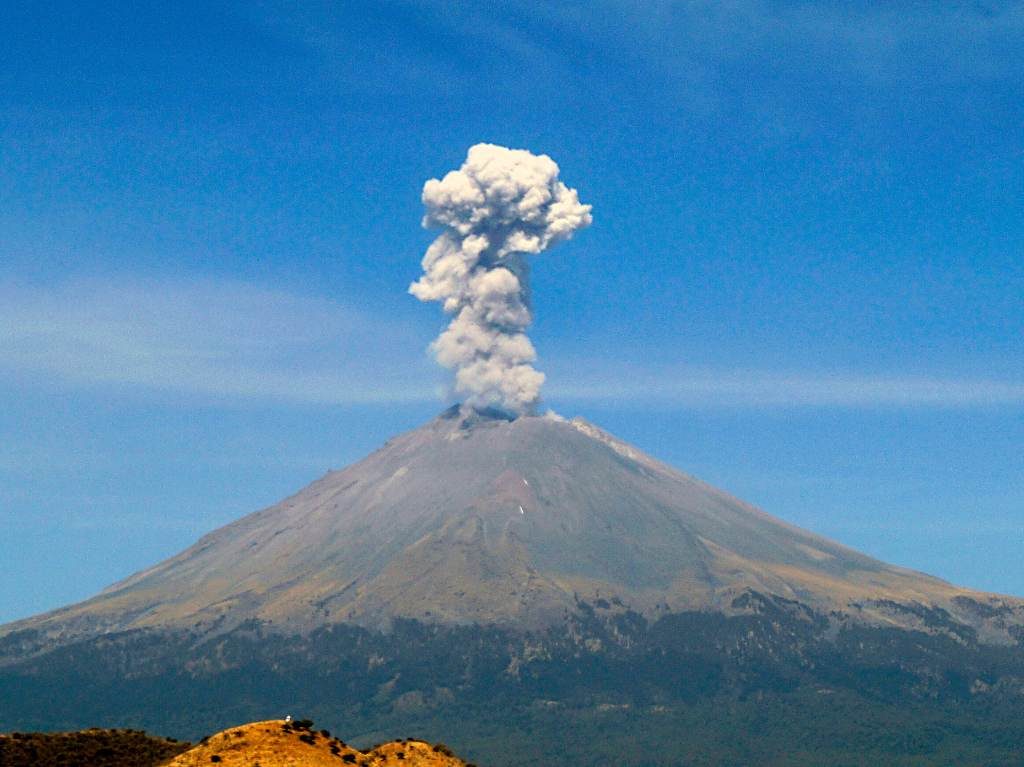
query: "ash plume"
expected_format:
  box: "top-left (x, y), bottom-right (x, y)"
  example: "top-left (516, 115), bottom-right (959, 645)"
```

top-left (410, 144), bottom-right (591, 415)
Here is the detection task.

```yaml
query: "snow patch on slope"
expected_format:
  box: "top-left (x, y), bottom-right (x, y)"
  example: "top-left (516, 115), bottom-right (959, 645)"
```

top-left (569, 417), bottom-right (644, 463)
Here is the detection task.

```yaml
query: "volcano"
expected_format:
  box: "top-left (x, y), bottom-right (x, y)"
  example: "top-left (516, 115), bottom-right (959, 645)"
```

top-left (4, 409), bottom-right (1024, 766)
top-left (6, 406), bottom-right (1021, 645)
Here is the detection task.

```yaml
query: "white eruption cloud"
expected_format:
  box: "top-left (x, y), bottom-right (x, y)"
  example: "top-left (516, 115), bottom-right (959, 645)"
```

top-left (410, 144), bottom-right (592, 415)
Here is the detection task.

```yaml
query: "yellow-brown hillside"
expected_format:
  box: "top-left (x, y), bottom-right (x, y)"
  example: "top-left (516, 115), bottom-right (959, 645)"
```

top-left (164, 720), bottom-right (471, 767)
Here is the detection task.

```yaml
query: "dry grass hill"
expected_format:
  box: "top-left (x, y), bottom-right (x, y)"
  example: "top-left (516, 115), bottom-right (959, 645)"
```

top-left (167, 719), bottom-right (471, 767)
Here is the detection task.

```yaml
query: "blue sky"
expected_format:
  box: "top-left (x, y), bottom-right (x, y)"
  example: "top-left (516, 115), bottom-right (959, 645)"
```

top-left (1, 1), bottom-right (1022, 623)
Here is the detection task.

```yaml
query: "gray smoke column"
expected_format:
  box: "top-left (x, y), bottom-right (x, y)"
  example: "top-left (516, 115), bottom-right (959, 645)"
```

top-left (410, 144), bottom-right (592, 415)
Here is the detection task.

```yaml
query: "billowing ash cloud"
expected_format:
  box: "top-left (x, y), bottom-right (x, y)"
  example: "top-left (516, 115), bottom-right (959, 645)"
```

top-left (410, 144), bottom-right (592, 415)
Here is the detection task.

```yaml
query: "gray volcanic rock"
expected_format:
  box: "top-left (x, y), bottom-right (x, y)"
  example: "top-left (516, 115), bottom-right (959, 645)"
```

top-left (4, 406), bottom-right (1023, 644)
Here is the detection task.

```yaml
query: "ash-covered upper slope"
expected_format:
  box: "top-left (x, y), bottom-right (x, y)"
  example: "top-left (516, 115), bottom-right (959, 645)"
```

top-left (6, 407), bottom-right (1022, 643)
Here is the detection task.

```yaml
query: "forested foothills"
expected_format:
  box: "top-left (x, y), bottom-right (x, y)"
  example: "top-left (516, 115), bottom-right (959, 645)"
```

top-left (3, 599), bottom-right (1023, 766)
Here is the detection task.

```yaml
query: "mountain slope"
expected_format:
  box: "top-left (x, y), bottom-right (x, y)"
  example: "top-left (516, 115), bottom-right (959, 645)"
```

top-left (5, 406), bottom-right (1021, 645)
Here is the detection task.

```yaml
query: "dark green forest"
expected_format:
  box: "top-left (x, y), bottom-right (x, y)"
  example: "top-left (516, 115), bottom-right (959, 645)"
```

top-left (2, 594), bottom-right (1023, 766)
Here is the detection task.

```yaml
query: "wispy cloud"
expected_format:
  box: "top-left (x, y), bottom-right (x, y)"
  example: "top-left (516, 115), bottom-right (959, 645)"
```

top-left (657, 1), bottom-right (1020, 78)
top-left (0, 277), bottom-right (437, 404)
top-left (546, 368), bottom-right (1024, 409)
top-left (3, 278), bottom-right (1021, 410)
top-left (346, 0), bottom-right (1024, 100)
